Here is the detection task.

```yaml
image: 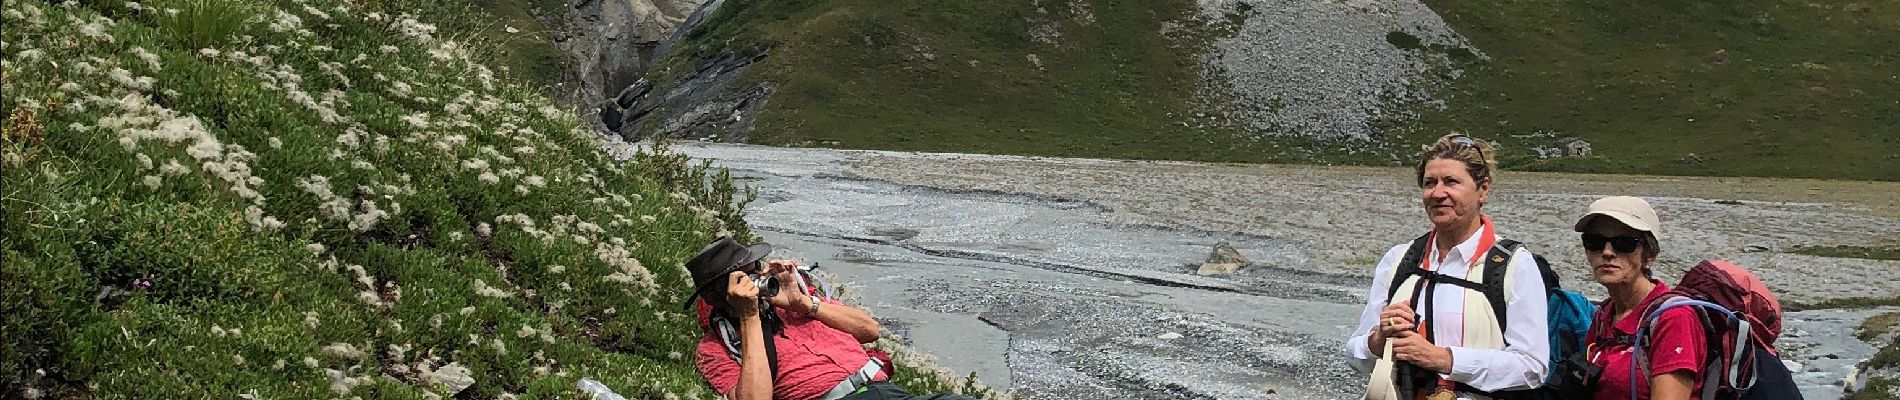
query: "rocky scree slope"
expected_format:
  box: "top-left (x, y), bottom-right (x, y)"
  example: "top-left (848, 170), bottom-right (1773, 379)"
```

top-left (546, 0), bottom-right (707, 107)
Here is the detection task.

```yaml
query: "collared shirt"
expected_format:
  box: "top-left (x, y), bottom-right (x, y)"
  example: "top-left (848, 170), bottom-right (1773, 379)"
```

top-left (1586, 281), bottom-right (1706, 400)
top-left (695, 298), bottom-right (886, 400)
top-left (1345, 227), bottom-right (1552, 398)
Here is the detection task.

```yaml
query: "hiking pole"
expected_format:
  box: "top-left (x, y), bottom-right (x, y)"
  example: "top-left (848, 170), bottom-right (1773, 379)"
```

top-left (1395, 362), bottom-right (1416, 399)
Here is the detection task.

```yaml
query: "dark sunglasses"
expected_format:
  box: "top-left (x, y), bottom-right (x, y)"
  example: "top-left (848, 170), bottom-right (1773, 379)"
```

top-left (1581, 233), bottom-right (1645, 253)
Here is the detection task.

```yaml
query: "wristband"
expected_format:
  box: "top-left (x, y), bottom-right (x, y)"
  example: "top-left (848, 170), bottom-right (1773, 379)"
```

top-left (807, 295), bottom-right (821, 315)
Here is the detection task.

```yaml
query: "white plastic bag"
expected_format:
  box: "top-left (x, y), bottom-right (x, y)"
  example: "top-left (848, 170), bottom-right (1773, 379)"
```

top-left (576, 378), bottom-right (628, 400)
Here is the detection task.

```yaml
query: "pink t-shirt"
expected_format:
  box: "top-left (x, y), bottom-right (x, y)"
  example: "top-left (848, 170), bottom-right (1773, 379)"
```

top-left (695, 298), bottom-right (885, 400)
top-left (1588, 282), bottom-right (1707, 400)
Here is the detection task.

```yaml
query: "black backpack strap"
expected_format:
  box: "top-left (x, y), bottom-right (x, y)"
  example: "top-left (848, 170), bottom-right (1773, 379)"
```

top-left (1478, 239), bottom-right (1519, 337)
top-left (1393, 235), bottom-right (1558, 400)
top-left (1384, 233), bottom-right (1435, 304)
top-left (1587, 298), bottom-right (1617, 346)
top-left (1535, 253), bottom-right (1561, 293)
top-left (1426, 274), bottom-right (1487, 291)
top-left (1494, 238), bottom-right (1562, 294)
top-left (1478, 239), bottom-right (1557, 344)
top-left (1387, 233), bottom-right (1514, 340)
top-left (714, 312), bottom-right (781, 378)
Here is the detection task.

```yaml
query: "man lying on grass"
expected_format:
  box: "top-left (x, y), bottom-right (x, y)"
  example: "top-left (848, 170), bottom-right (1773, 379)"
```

top-left (683, 237), bottom-right (974, 400)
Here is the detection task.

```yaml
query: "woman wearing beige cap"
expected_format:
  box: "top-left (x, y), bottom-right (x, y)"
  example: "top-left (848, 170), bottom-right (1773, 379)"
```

top-left (1348, 134), bottom-right (1551, 400)
top-left (1574, 196), bottom-right (1708, 400)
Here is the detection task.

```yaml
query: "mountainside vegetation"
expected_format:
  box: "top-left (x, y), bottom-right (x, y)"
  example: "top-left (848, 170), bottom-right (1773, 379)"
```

top-left (0, 0), bottom-right (999, 397)
top-left (646, 0), bottom-right (1898, 181)
top-left (1412, 0), bottom-right (1899, 180)
top-left (650, 0), bottom-right (1253, 160)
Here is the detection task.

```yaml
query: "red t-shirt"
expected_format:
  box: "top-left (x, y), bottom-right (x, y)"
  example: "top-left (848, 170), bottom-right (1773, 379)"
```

top-left (1588, 282), bottom-right (1707, 400)
top-left (695, 298), bottom-right (886, 400)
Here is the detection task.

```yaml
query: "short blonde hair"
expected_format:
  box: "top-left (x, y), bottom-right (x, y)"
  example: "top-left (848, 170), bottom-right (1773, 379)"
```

top-left (1414, 133), bottom-right (1498, 188)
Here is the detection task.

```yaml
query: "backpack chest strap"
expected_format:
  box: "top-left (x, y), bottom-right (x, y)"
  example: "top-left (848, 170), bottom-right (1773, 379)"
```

top-left (1383, 234), bottom-right (1517, 350)
top-left (1389, 264), bottom-right (1511, 350)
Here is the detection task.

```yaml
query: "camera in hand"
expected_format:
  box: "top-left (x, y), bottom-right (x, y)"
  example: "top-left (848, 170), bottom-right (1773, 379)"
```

top-left (750, 274), bottom-right (778, 298)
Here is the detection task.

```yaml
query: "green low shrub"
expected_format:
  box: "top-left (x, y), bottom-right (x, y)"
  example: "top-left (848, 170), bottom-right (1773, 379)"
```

top-left (0, 0), bottom-right (748, 396)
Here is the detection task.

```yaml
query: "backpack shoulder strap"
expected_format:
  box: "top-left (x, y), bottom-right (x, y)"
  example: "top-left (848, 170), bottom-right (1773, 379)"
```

top-left (1534, 252), bottom-right (1560, 293)
top-left (1477, 239), bottom-right (1520, 334)
top-left (1637, 296), bottom-right (1758, 397)
top-left (713, 313), bottom-right (781, 377)
top-left (797, 268), bottom-right (831, 300)
top-left (1587, 298), bottom-right (1632, 347)
top-left (1384, 233), bottom-right (1434, 304)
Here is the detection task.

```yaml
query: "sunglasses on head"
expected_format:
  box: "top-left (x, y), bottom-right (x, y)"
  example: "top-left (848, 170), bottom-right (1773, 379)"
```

top-left (1447, 135), bottom-right (1488, 162)
top-left (1581, 233), bottom-right (1645, 253)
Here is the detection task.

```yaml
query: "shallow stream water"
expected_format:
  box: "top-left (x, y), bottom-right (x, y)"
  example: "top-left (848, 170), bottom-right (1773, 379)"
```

top-left (660, 142), bottom-right (1892, 400)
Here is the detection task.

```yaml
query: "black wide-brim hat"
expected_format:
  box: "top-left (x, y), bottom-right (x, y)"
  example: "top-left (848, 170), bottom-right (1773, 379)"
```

top-left (681, 236), bottom-right (774, 309)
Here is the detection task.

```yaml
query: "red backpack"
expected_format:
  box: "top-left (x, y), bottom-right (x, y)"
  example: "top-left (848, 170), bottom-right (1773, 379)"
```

top-left (1627, 260), bottom-right (1800, 400)
top-left (1663, 259), bottom-right (1783, 351)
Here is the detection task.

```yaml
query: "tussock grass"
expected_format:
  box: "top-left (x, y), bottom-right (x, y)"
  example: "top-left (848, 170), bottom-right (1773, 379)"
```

top-left (1862, 312), bottom-right (1900, 344)
top-left (1870, 340), bottom-right (1900, 378)
top-left (155, 0), bottom-right (251, 49)
top-left (1851, 377), bottom-right (1900, 400)
top-left (1787, 297), bottom-right (1900, 312)
top-left (1791, 244), bottom-right (1900, 261)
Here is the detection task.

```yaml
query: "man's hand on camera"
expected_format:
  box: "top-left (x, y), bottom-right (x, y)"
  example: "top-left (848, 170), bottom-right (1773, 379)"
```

top-left (763, 260), bottom-right (808, 309)
top-left (724, 271), bottom-right (761, 317)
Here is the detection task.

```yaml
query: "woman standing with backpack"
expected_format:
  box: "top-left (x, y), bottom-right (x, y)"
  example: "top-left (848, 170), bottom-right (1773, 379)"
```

top-left (1347, 134), bottom-right (1553, 400)
top-left (1574, 196), bottom-right (1705, 400)
top-left (1576, 196), bottom-right (1802, 400)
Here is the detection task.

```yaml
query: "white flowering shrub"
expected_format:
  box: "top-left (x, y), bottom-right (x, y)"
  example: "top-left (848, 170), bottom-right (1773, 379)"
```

top-left (0, 0), bottom-right (757, 397)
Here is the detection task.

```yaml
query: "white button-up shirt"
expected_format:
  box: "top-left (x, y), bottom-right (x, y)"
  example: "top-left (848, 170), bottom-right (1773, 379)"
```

top-left (1344, 229), bottom-right (1551, 397)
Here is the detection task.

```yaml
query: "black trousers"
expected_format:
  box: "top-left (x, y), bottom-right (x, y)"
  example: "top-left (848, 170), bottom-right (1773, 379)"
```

top-left (837, 382), bottom-right (977, 400)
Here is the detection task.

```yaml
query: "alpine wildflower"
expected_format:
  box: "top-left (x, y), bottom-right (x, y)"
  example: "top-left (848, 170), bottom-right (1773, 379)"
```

top-left (129, 46), bottom-right (161, 70)
top-left (321, 342), bottom-right (367, 361)
top-left (78, 20), bottom-right (114, 42)
top-left (472, 279), bottom-right (512, 298)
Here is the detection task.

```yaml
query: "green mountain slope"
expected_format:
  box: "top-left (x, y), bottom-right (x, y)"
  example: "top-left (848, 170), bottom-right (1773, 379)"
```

top-left (0, 0), bottom-right (1001, 397)
top-left (1414, 0), bottom-right (1900, 180)
top-left (654, 0), bottom-right (1259, 160)
top-left (653, 0), bottom-right (1898, 180)
top-left (0, 0), bottom-right (740, 396)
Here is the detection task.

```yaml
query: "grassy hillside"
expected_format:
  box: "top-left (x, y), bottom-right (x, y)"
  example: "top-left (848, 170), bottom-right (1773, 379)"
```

top-left (0, 0), bottom-right (999, 397)
top-left (654, 0), bottom-right (1284, 161)
top-left (652, 0), bottom-right (1897, 180)
top-left (1413, 0), bottom-right (1900, 180)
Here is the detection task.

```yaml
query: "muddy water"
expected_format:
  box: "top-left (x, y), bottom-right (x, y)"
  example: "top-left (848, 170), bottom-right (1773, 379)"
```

top-left (660, 142), bottom-right (1898, 400)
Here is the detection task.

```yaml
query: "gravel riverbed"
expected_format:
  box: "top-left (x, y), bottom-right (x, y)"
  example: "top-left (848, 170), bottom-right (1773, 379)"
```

top-left (646, 141), bottom-right (1900, 399)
